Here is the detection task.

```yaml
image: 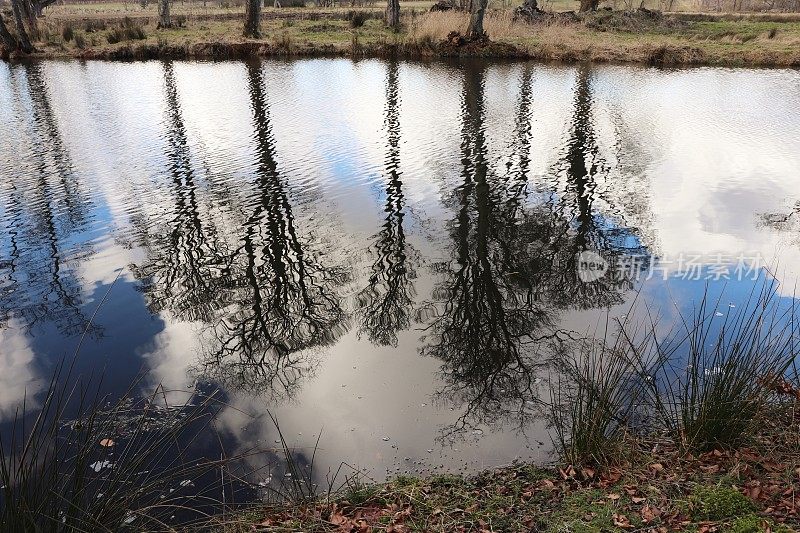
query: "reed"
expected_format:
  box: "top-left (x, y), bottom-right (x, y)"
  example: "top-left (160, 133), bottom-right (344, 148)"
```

top-left (630, 281), bottom-right (800, 451)
top-left (549, 318), bottom-right (643, 466)
top-left (550, 279), bottom-right (800, 465)
top-left (0, 359), bottom-right (231, 532)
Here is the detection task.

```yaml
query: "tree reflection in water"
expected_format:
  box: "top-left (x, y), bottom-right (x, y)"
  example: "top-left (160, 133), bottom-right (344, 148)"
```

top-left (0, 63), bottom-right (97, 338)
top-left (355, 61), bottom-right (417, 347)
top-left (420, 62), bottom-right (552, 440)
top-left (531, 63), bottom-right (649, 311)
top-left (196, 62), bottom-right (349, 398)
top-left (131, 62), bottom-right (232, 325)
top-left (761, 200), bottom-right (800, 245)
top-left (75, 61), bottom-right (653, 433)
top-left (421, 62), bottom-right (651, 440)
top-left (126, 61), bottom-right (651, 434)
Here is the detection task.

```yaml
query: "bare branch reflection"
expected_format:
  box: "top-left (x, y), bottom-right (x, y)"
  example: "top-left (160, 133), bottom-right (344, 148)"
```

top-left (131, 62), bottom-right (232, 324)
top-left (196, 62), bottom-right (349, 398)
top-left (355, 62), bottom-right (417, 347)
top-left (423, 63), bottom-right (652, 440)
top-left (0, 63), bottom-right (97, 337)
top-left (421, 63), bottom-right (552, 441)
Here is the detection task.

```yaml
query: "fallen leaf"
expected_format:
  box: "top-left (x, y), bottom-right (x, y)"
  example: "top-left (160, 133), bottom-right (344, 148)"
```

top-left (603, 469), bottom-right (623, 484)
top-left (329, 511), bottom-right (348, 526)
top-left (613, 513), bottom-right (633, 529)
top-left (641, 505), bottom-right (661, 523)
top-left (746, 486), bottom-right (762, 500)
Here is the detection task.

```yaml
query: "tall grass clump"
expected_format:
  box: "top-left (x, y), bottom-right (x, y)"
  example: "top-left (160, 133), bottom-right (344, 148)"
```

top-left (61, 24), bottom-right (75, 42)
top-left (107, 18), bottom-right (147, 44)
top-left (106, 28), bottom-right (124, 44)
top-left (347, 10), bottom-right (369, 28)
top-left (549, 319), bottom-right (643, 466)
top-left (0, 360), bottom-right (230, 532)
top-left (549, 278), bottom-right (800, 465)
top-left (628, 280), bottom-right (799, 452)
top-left (409, 11), bottom-right (468, 42)
top-left (84, 19), bottom-right (107, 33)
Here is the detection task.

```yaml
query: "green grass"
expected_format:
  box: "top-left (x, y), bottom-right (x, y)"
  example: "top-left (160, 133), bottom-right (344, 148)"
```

top-left (727, 514), bottom-right (795, 533)
top-left (690, 485), bottom-right (756, 521)
top-left (548, 489), bottom-right (631, 532)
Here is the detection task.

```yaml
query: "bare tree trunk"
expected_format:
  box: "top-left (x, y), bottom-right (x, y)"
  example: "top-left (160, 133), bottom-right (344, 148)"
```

top-left (385, 0), bottom-right (399, 28)
top-left (20, 0), bottom-right (38, 39)
top-left (0, 13), bottom-right (19, 50)
top-left (11, 0), bottom-right (34, 52)
top-left (466, 0), bottom-right (486, 39)
top-left (243, 0), bottom-right (260, 37)
top-left (158, 0), bottom-right (171, 28)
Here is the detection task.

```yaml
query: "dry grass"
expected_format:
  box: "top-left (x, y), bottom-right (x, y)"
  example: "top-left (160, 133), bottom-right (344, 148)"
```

top-left (408, 10), bottom-right (534, 41)
top-left (427, 12), bottom-right (800, 65)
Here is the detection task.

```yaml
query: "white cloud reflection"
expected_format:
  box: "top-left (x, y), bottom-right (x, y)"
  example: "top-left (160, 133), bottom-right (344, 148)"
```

top-left (0, 321), bottom-right (43, 421)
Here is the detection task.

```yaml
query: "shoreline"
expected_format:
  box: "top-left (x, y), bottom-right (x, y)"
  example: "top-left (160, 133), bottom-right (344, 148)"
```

top-left (216, 402), bottom-right (800, 532)
top-left (3, 9), bottom-right (800, 67)
top-left (8, 37), bottom-right (800, 68)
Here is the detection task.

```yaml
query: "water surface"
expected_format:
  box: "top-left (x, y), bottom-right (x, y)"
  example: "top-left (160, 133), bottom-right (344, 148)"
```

top-left (1, 58), bottom-right (800, 493)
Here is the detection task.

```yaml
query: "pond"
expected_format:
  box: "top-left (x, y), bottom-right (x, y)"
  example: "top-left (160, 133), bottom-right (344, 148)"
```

top-left (1, 58), bottom-right (800, 503)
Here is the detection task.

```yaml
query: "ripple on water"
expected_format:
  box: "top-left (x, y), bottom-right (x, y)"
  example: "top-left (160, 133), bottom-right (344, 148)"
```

top-left (1, 58), bottom-right (800, 491)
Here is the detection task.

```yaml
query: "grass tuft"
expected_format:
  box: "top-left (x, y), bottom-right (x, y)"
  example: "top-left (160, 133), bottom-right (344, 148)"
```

top-left (632, 281), bottom-right (799, 452)
top-left (0, 359), bottom-right (232, 531)
top-left (549, 326), bottom-right (641, 466)
top-left (61, 24), bottom-right (75, 42)
top-left (348, 10), bottom-right (370, 28)
top-left (690, 485), bottom-right (755, 521)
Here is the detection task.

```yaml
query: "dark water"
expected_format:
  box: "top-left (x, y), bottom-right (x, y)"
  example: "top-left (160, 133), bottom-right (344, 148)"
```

top-left (1, 58), bottom-right (800, 493)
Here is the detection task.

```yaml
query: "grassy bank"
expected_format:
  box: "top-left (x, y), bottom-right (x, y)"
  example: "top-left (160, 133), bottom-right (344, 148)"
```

top-left (5, 3), bottom-right (800, 66)
top-left (216, 402), bottom-right (800, 532)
